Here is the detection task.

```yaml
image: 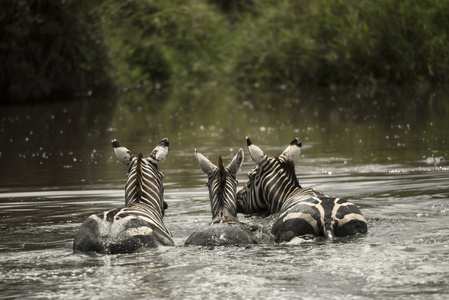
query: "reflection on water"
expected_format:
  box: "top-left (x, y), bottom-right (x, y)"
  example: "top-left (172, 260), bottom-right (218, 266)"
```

top-left (1, 85), bottom-right (448, 190)
top-left (1, 86), bottom-right (449, 299)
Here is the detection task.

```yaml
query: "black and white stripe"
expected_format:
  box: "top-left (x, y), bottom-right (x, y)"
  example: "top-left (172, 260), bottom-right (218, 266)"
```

top-left (73, 138), bottom-right (173, 254)
top-left (185, 149), bottom-right (263, 246)
top-left (236, 137), bottom-right (368, 242)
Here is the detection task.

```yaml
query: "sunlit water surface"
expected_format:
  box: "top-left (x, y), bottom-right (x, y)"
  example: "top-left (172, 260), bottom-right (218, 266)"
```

top-left (1, 86), bottom-right (448, 299)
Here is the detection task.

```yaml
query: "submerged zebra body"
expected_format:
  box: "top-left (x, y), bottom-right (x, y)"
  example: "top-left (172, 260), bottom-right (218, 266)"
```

top-left (185, 149), bottom-right (264, 246)
top-left (236, 137), bottom-right (367, 242)
top-left (73, 138), bottom-right (173, 254)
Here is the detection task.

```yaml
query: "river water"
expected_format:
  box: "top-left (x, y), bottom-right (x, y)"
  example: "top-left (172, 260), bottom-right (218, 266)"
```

top-left (1, 86), bottom-right (448, 299)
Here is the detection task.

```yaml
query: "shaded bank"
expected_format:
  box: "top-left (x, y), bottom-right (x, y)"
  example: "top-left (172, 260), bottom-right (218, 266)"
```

top-left (0, 1), bottom-right (110, 103)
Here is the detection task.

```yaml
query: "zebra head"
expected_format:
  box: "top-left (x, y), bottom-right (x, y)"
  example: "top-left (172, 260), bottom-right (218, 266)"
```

top-left (112, 138), bottom-right (169, 212)
top-left (236, 137), bottom-right (302, 214)
top-left (195, 148), bottom-right (244, 220)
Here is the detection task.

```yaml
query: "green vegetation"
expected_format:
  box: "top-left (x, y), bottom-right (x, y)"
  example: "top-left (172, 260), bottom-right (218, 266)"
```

top-left (233, 0), bottom-right (449, 86)
top-left (1, 0), bottom-right (448, 103)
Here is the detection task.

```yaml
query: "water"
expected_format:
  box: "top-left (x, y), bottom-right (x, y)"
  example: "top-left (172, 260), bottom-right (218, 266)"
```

top-left (1, 86), bottom-right (449, 299)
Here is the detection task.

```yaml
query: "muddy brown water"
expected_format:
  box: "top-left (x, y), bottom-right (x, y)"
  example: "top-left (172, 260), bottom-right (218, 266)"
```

top-left (1, 86), bottom-right (448, 299)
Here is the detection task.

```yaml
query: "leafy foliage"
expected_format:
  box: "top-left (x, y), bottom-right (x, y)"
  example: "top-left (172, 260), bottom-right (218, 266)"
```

top-left (233, 0), bottom-right (449, 86)
top-left (1, 0), bottom-right (448, 102)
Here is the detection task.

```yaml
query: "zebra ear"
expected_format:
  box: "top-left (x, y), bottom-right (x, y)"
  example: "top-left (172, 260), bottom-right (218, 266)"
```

top-left (246, 137), bottom-right (267, 166)
top-left (195, 149), bottom-right (217, 175)
top-left (227, 148), bottom-right (244, 176)
top-left (148, 138), bottom-right (170, 165)
top-left (112, 139), bottom-right (134, 165)
top-left (280, 138), bottom-right (302, 162)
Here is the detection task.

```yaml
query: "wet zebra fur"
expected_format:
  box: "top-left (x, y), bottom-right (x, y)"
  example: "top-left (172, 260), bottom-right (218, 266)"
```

top-left (73, 138), bottom-right (173, 254)
top-left (236, 137), bottom-right (368, 242)
top-left (185, 149), bottom-right (264, 246)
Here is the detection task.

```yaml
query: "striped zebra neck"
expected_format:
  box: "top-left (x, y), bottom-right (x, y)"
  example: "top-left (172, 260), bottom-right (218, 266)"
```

top-left (259, 158), bottom-right (302, 214)
top-left (124, 154), bottom-right (165, 217)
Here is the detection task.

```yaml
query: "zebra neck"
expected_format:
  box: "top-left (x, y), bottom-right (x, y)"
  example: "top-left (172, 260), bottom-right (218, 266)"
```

top-left (141, 193), bottom-right (164, 208)
top-left (124, 157), bottom-right (164, 216)
top-left (123, 188), bottom-right (165, 219)
top-left (265, 182), bottom-right (302, 214)
top-left (124, 178), bottom-right (163, 206)
top-left (209, 188), bottom-right (237, 219)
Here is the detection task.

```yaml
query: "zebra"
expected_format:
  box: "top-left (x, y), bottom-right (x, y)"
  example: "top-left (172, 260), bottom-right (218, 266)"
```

top-left (185, 148), bottom-right (265, 246)
top-left (236, 137), bottom-right (368, 242)
top-left (73, 138), bottom-right (174, 254)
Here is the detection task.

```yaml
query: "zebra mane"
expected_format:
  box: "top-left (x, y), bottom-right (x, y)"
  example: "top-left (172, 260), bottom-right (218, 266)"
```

top-left (217, 155), bottom-right (227, 190)
top-left (135, 153), bottom-right (144, 202)
top-left (212, 154), bottom-right (232, 214)
top-left (279, 158), bottom-right (302, 188)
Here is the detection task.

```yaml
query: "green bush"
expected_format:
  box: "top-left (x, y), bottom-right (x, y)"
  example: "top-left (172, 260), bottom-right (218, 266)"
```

top-left (2, 0), bottom-right (448, 102)
top-left (99, 0), bottom-right (231, 89)
top-left (232, 0), bottom-right (449, 87)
